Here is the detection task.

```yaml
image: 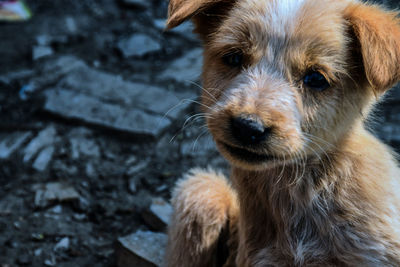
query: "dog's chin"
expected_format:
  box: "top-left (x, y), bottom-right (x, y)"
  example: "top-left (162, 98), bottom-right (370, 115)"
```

top-left (216, 141), bottom-right (282, 170)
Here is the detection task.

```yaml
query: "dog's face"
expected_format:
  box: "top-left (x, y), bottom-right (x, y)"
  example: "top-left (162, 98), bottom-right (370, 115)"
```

top-left (168, 0), bottom-right (400, 170)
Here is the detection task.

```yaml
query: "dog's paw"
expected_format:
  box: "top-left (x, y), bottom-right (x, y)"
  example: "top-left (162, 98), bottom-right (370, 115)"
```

top-left (166, 168), bottom-right (238, 266)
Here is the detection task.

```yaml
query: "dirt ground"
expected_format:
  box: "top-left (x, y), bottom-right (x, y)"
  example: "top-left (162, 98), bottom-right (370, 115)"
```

top-left (0, 0), bottom-right (399, 266)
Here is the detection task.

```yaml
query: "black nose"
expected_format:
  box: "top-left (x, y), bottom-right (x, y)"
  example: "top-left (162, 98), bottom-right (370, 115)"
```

top-left (231, 116), bottom-right (270, 145)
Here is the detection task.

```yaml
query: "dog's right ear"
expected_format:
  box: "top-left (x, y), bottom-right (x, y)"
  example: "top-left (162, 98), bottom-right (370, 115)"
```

top-left (166, 0), bottom-right (235, 37)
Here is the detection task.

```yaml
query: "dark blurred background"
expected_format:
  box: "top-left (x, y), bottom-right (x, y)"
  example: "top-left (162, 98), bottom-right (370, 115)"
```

top-left (0, 0), bottom-right (399, 266)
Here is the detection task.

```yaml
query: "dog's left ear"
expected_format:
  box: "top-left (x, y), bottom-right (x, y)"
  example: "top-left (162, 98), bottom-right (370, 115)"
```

top-left (166, 0), bottom-right (235, 38)
top-left (345, 4), bottom-right (400, 93)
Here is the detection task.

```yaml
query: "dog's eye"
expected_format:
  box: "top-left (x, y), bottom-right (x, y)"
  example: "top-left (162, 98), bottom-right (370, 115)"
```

top-left (303, 71), bottom-right (329, 91)
top-left (222, 52), bottom-right (243, 67)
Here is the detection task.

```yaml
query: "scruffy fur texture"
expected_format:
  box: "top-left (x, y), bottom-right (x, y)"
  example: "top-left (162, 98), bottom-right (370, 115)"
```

top-left (165, 0), bottom-right (400, 266)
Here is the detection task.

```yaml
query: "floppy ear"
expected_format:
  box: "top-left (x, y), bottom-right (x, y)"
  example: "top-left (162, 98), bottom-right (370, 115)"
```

top-left (345, 4), bottom-right (400, 93)
top-left (166, 0), bottom-right (235, 38)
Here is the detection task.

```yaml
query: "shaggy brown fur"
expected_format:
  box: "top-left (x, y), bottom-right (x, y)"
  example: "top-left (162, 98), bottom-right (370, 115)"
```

top-left (165, 0), bottom-right (400, 266)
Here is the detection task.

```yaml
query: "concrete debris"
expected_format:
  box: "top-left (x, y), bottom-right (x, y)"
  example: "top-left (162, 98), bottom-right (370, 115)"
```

top-left (126, 159), bottom-right (150, 176)
top-left (54, 237), bottom-right (70, 251)
top-left (0, 132), bottom-right (32, 159)
top-left (32, 146), bottom-right (55, 171)
top-left (159, 48), bottom-right (203, 83)
top-left (34, 182), bottom-right (80, 208)
top-left (142, 197), bottom-right (172, 231)
top-left (23, 126), bottom-right (57, 163)
top-left (116, 230), bottom-right (167, 267)
top-left (180, 134), bottom-right (216, 157)
top-left (44, 88), bottom-right (172, 138)
top-left (32, 46), bottom-right (54, 60)
top-left (154, 19), bottom-right (197, 40)
top-left (117, 34), bottom-right (161, 58)
top-left (69, 128), bottom-right (100, 159)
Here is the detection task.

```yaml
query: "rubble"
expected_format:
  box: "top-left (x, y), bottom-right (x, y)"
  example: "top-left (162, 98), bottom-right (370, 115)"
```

top-left (54, 237), bottom-right (70, 252)
top-left (159, 48), bottom-right (203, 83)
top-left (32, 46), bottom-right (54, 60)
top-left (0, 132), bottom-right (32, 159)
top-left (23, 126), bottom-right (57, 163)
top-left (32, 146), bottom-right (55, 171)
top-left (116, 230), bottom-right (167, 267)
top-left (34, 182), bottom-right (81, 208)
top-left (117, 34), bottom-right (161, 58)
top-left (44, 88), bottom-right (172, 138)
top-left (142, 197), bottom-right (172, 231)
top-left (69, 128), bottom-right (100, 159)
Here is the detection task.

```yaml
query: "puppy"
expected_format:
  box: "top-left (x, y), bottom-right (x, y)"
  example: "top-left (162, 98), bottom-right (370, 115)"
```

top-left (165, 0), bottom-right (400, 266)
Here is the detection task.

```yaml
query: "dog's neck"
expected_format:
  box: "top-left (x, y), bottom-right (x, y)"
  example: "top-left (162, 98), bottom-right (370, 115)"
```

top-left (230, 129), bottom-right (360, 248)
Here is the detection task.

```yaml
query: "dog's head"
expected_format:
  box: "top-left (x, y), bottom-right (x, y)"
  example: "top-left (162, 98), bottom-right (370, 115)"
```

top-left (168, 0), bottom-right (400, 170)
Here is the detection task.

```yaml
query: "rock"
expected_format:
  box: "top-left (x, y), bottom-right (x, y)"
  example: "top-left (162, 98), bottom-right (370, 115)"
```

top-left (44, 88), bottom-right (172, 138)
top-left (32, 56), bottom-right (86, 89)
top-left (180, 134), bottom-right (216, 157)
top-left (142, 198), bottom-right (172, 231)
top-left (154, 19), bottom-right (197, 40)
top-left (32, 146), bottom-right (55, 171)
top-left (128, 178), bottom-right (138, 193)
top-left (23, 126), bottom-right (57, 163)
top-left (34, 182), bottom-right (80, 208)
top-left (159, 48), bottom-right (203, 83)
top-left (58, 66), bottom-right (191, 118)
top-left (69, 128), bottom-right (100, 159)
top-left (0, 132), bottom-right (32, 159)
top-left (120, 0), bottom-right (150, 9)
top-left (65, 17), bottom-right (77, 33)
top-left (36, 35), bottom-right (68, 46)
top-left (44, 254), bottom-right (56, 266)
top-left (117, 34), bottom-right (161, 58)
top-left (126, 159), bottom-right (150, 176)
top-left (32, 46), bottom-right (54, 60)
top-left (54, 237), bottom-right (70, 251)
top-left (0, 69), bottom-right (34, 84)
top-left (116, 230), bottom-right (167, 267)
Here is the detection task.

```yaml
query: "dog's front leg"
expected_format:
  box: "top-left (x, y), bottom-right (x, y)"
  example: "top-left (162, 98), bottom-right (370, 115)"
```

top-left (165, 169), bottom-right (239, 267)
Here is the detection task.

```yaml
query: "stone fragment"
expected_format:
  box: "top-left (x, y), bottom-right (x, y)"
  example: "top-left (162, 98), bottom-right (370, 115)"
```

top-left (33, 46), bottom-right (54, 60)
top-left (59, 68), bottom-right (191, 118)
top-left (180, 134), bottom-right (217, 157)
top-left (34, 182), bottom-right (80, 208)
top-left (23, 126), bottom-right (57, 163)
top-left (128, 178), bottom-right (138, 193)
top-left (142, 198), bottom-right (172, 230)
top-left (32, 56), bottom-right (86, 89)
top-left (69, 128), bottom-right (100, 159)
top-left (159, 48), bottom-right (203, 83)
top-left (116, 230), bottom-right (167, 267)
top-left (65, 17), bottom-right (77, 33)
top-left (0, 132), bottom-right (32, 159)
top-left (126, 160), bottom-right (150, 176)
top-left (54, 237), bottom-right (70, 251)
top-left (44, 89), bottom-right (171, 138)
top-left (117, 34), bottom-right (161, 58)
top-left (32, 146), bottom-right (55, 171)
top-left (154, 19), bottom-right (197, 40)
top-left (0, 69), bottom-right (34, 84)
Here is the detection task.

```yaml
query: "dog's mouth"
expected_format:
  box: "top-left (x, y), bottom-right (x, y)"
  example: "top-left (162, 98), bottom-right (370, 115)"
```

top-left (219, 141), bottom-right (275, 164)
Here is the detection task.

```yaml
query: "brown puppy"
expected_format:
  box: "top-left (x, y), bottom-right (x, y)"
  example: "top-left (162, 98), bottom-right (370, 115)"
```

top-left (165, 0), bottom-right (400, 266)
